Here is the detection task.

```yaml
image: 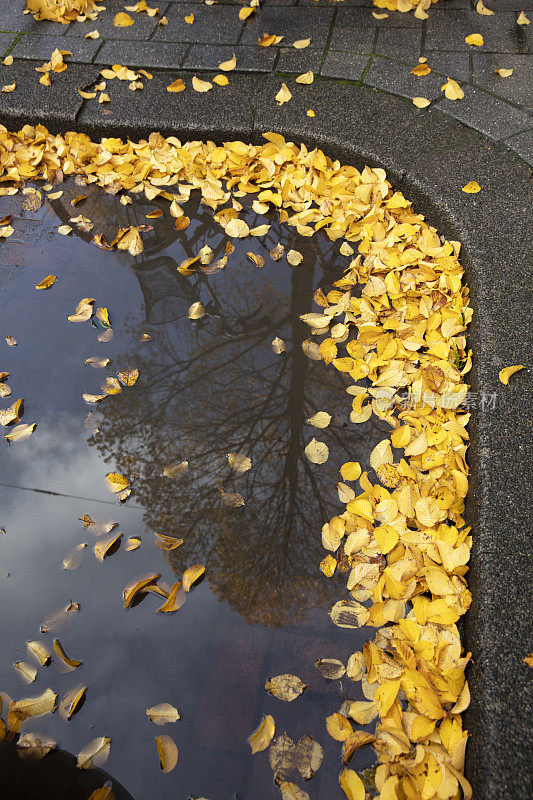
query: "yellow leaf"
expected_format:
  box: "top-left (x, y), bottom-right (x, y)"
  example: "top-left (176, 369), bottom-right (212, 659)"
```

top-left (188, 301), bottom-right (204, 320)
top-left (476, 0), bottom-right (494, 13)
top-left (192, 76), bottom-right (212, 92)
top-left (411, 63), bottom-right (431, 76)
top-left (499, 364), bottom-right (525, 384)
top-left (155, 734), bottom-right (178, 772)
top-left (295, 70), bottom-right (314, 84)
top-left (275, 83), bottom-right (292, 105)
top-left (184, 12), bottom-right (194, 23)
top-left (304, 438), bottom-right (329, 464)
top-left (59, 685), bottom-right (86, 720)
top-left (35, 274), bottom-right (56, 290)
top-left (465, 33), bottom-right (484, 46)
top-left (113, 12), bottom-right (134, 26)
top-left (339, 768), bottom-right (365, 800)
top-left (370, 439), bottom-right (393, 471)
top-left (4, 423), bottom-right (36, 442)
top-left (495, 68), bottom-right (513, 77)
top-left (157, 582), bottom-right (186, 613)
top-left (146, 703), bottom-right (180, 725)
top-left (265, 674), bottom-right (307, 701)
top-left (85, 30), bottom-right (100, 40)
top-left (68, 297), bottom-right (94, 322)
top-left (462, 181), bottom-right (481, 194)
top-left (219, 53), bottom-right (236, 71)
top-left (441, 78), bottom-right (464, 100)
top-left (77, 736), bottom-right (111, 769)
top-left (374, 525), bottom-right (399, 554)
top-left (279, 783), bottom-right (310, 800)
top-left (13, 661), bottom-right (37, 684)
top-left (105, 472), bottom-right (130, 493)
top-left (239, 6), bottom-right (254, 20)
top-left (123, 572), bottom-right (161, 607)
top-left (340, 462), bottom-right (362, 482)
top-left (53, 638), bottom-right (82, 669)
top-left (326, 712), bottom-right (353, 741)
top-left (213, 74), bottom-right (228, 86)
top-left (293, 38), bottom-right (311, 49)
top-left (517, 10), bottom-right (530, 24)
top-left (167, 78), bottom-right (185, 93)
top-left (307, 412), bottom-right (331, 428)
top-left (307, 109), bottom-right (315, 117)
top-left (182, 563), bottom-right (205, 592)
top-left (10, 689), bottom-right (57, 729)
top-left (118, 368), bottom-right (139, 387)
top-left (94, 531), bottom-right (122, 562)
top-left (248, 714), bottom-right (275, 753)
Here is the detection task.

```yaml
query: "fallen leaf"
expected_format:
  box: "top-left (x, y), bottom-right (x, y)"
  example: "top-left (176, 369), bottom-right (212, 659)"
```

top-left (476, 0), bottom-right (494, 13)
top-left (101, 377), bottom-right (122, 395)
top-left (315, 658), bottom-right (345, 680)
top-left (125, 537), bottom-right (141, 551)
top-left (59, 685), bottom-right (86, 720)
top-left (184, 12), bottom-right (194, 23)
top-left (53, 638), bottom-right (82, 670)
top-left (192, 76), bottom-right (212, 92)
top-left (13, 661), bottom-right (37, 684)
top-left (1, 82), bottom-right (15, 93)
top-left (465, 33), bottom-right (484, 46)
top-left (9, 689), bottom-right (57, 730)
top-left (188, 301), bottom-right (205, 320)
top-left (97, 328), bottom-right (114, 342)
top-left (495, 68), bottom-right (514, 77)
top-left (279, 783), bottom-right (310, 800)
top-left (5, 336), bottom-right (17, 346)
top-left (94, 531), bottom-right (122, 562)
top-left (227, 452), bottom-right (252, 473)
top-left (307, 109), bottom-right (315, 117)
top-left (517, 10), bottom-right (530, 24)
top-left (276, 83), bottom-right (292, 105)
top-left (462, 181), bottom-right (481, 193)
top-left (293, 38), bottom-right (311, 49)
top-left (499, 364), bottom-right (525, 384)
top-left (157, 581), bottom-right (186, 613)
top-left (305, 438), bottom-right (329, 465)
top-left (85, 357), bottom-right (110, 369)
top-left (156, 734), bottom-right (178, 772)
top-left (62, 543), bottom-right (87, 570)
top-left (85, 30), bottom-right (100, 39)
top-left (167, 78), bottom-right (185, 93)
top-left (113, 12), bottom-right (134, 26)
top-left (411, 64), bottom-right (431, 76)
top-left (77, 736), bottom-right (111, 769)
top-left (246, 252), bottom-right (265, 268)
top-left (3, 55), bottom-right (13, 65)
top-left (249, 715), bottom-right (275, 754)
top-left (213, 74), bottom-right (229, 86)
top-left (287, 249), bottom-right (303, 266)
top-left (68, 297), bottom-right (94, 322)
top-left (265, 674), bottom-right (307, 702)
top-left (269, 734), bottom-right (323, 782)
top-left (339, 768), bottom-right (365, 800)
top-left (27, 641), bottom-right (51, 666)
top-left (17, 732), bottom-right (56, 761)
top-left (182, 564), bottom-right (205, 592)
top-left (272, 337), bottom-right (286, 354)
top-left (295, 70), bottom-right (313, 85)
top-left (4, 423), bottom-right (36, 442)
top-left (225, 217), bottom-right (249, 237)
top-left (35, 274), bottom-right (56, 290)
top-left (123, 573), bottom-right (161, 607)
top-left (219, 53), bottom-right (236, 71)
top-left (306, 412), bottom-right (331, 429)
top-left (154, 532), bottom-right (183, 551)
top-left (0, 398), bottom-right (23, 426)
top-left (118, 368), bottom-right (139, 387)
top-left (259, 34), bottom-right (282, 47)
top-left (523, 653), bottom-right (533, 668)
top-left (105, 472), bottom-right (130, 493)
top-left (58, 224), bottom-right (72, 235)
top-left (146, 703), bottom-right (180, 725)
top-left (340, 462), bottom-right (361, 481)
top-left (441, 78), bottom-right (464, 100)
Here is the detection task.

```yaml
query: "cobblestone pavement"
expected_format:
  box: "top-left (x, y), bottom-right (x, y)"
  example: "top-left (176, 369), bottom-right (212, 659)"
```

top-left (0, 0), bottom-right (531, 161)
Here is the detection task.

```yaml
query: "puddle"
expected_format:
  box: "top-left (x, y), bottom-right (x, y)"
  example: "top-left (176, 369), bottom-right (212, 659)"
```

top-left (0, 182), bottom-right (387, 799)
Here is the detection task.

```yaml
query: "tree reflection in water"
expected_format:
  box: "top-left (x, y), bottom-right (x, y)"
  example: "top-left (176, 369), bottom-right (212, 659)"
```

top-left (80, 191), bottom-right (389, 628)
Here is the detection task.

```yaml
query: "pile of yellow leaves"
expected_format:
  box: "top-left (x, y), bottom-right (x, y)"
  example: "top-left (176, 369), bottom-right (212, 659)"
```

top-left (0, 124), bottom-right (472, 800)
top-left (25, 0), bottom-right (101, 23)
top-left (373, 0), bottom-right (439, 19)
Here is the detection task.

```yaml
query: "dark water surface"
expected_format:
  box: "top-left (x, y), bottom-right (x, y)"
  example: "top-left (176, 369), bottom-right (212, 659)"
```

top-left (0, 182), bottom-right (385, 799)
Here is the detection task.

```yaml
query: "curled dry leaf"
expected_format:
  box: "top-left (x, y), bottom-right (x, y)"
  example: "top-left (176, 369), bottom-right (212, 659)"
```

top-left (27, 641), bottom-right (51, 667)
top-left (124, 573), bottom-right (161, 608)
top-left (13, 661), bottom-right (37, 684)
top-left (441, 78), bottom-right (464, 100)
top-left (146, 703), bottom-right (180, 725)
top-left (192, 76), bottom-right (212, 93)
top-left (167, 78), bottom-right (185, 92)
top-left (17, 732), bottom-right (57, 761)
top-left (77, 736), bottom-right (111, 770)
top-left (94, 531), bottom-right (122, 562)
top-left (105, 472), bottom-right (130, 493)
top-left (499, 364), bottom-right (525, 384)
top-left (227, 452), bottom-right (252, 474)
top-left (304, 438), bottom-right (329, 465)
top-left (4, 423), bottom-right (36, 442)
top-left (248, 714), bottom-right (275, 754)
top-left (182, 563), bottom-right (205, 592)
top-left (35, 275), bottom-right (56, 290)
top-left (156, 734), bottom-right (178, 773)
top-left (219, 53), bottom-right (236, 71)
top-left (265, 674), bottom-right (307, 702)
top-left (306, 412), bottom-right (331, 429)
top-left (0, 398), bottom-right (23, 426)
top-left (272, 337), bottom-right (286, 354)
top-left (80, 517), bottom-right (117, 536)
top-left (476, 0), bottom-right (494, 13)
top-left (246, 252), bottom-right (264, 268)
top-left (154, 532), bottom-right (183, 551)
top-left (213, 74), bottom-right (228, 86)
top-left (125, 537), bottom-right (141, 551)
top-left (275, 83), bottom-right (292, 105)
top-left (59, 684), bottom-right (86, 720)
top-left (315, 658), bottom-right (346, 680)
top-left (58, 225), bottom-right (72, 235)
top-left (53, 638), bottom-right (82, 670)
top-left (68, 298), bottom-right (94, 323)
top-left (270, 243), bottom-right (285, 260)
top-left (162, 460), bottom-right (188, 478)
top-left (495, 68), bottom-right (513, 77)
top-left (9, 689), bottom-right (57, 730)
top-left (85, 357), bottom-right (110, 369)
top-left (157, 582), bottom-right (186, 613)
top-left (101, 377), bottom-right (122, 396)
top-left (87, 787), bottom-right (115, 800)
top-left (62, 543), bottom-right (87, 570)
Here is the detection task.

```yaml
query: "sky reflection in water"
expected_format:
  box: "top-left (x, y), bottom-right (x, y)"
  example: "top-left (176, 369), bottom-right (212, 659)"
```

top-left (0, 183), bottom-right (386, 799)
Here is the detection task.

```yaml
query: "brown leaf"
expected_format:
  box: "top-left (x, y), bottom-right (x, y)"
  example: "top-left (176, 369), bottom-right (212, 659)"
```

top-left (156, 734), bottom-right (178, 772)
top-left (124, 573), bottom-right (161, 608)
top-left (182, 564), bottom-right (205, 592)
top-left (59, 684), bottom-right (86, 720)
top-left (249, 714), bottom-right (275, 754)
top-left (94, 531), bottom-right (122, 562)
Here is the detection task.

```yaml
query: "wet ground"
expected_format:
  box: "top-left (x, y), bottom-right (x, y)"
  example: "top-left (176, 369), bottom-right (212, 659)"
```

top-left (0, 181), bottom-right (386, 800)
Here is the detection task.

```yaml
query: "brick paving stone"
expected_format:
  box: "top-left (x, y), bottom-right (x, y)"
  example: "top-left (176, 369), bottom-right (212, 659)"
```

top-left (95, 39), bottom-right (189, 69)
top-left (0, 32), bottom-right (17, 56)
top-left (64, 0), bottom-right (164, 39)
top-left (0, 0), bottom-right (68, 34)
top-left (11, 33), bottom-right (102, 63)
top-left (239, 7), bottom-right (335, 49)
top-left (504, 127), bottom-right (533, 163)
top-left (425, 9), bottom-right (532, 53)
top-left (321, 50), bottom-right (371, 80)
top-left (363, 54), bottom-right (446, 100)
top-left (153, 4), bottom-right (246, 44)
top-left (183, 43), bottom-right (276, 72)
top-left (472, 53), bottom-right (533, 109)
top-left (424, 51), bottom-right (471, 81)
top-left (331, 5), bottom-right (425, 28)
top-left (437, 83), bottom-right (532, 139)
top-left (275, 46), bottom-right (325, 73)
top-left (329, 23), bottom-right (375, 53)
top-left (375, 27), bottom-right (423, 59)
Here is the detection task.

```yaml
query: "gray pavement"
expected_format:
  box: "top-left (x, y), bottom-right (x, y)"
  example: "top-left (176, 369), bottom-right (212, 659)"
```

top-left (0, 0), bottom-right (531, 162)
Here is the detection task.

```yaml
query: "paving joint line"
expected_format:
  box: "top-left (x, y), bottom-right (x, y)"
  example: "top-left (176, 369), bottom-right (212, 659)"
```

top-left (319, 6), bottom-right (337, 73)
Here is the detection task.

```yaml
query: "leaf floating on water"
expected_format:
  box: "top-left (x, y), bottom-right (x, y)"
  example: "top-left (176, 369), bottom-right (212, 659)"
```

top-left (88, 786), bottom-right (116, 800)
top-left (35, 275), bottom-right (56, 290)
top-left (265, 675), bottom-right (307, 702)
top-left (13, 661), bottom-right (37, 684)
top-left (156, 734), bottom-right (178, 773)
top-left (83, 393), bottom-right (107, 404)
top-left (340, 462), bottom-right (361, 482)
top-left (105, 472), bottom-right (130, 493)
top-left (499, 364), bottom-right (525, 384)
top-left (53, 639), bottom-right (83, 670)
top-left (339, 768), bottom-right (365, 800)
top-left (221, 490), bottom-right (245, 507)
top-left (272, 337), bottom-right (286, 355)
top-left (124, 573), bottom-right (161, 608)
top-left (79, 517), bottom-right (117, 537)
top-left (329, 600), bottom-right (369, 629)
top-left (9, 689), bottom-right (57, 731)
top-left (68, 298), bottom-right (94, 322)
top-left (77, 736), bottom-right (111, 770)
top-left (125, 537), bottom-right (141, 551)
top-left (226, 452), bottom-right (252, 474)
top-left (154, 532), bottom-right (183, 551)
top-left (58, 225), bottom-right (72, 235)
top-left (40, 601), bottom-right (80, 633)
top-left (59, 684), bottom-right (86, 720)
top-left (188, 301), bottom-right (205, 320)
top-left (85, 357), bottom-right (110, 369)
top-left (27, 641), bottom-right (51, 667)
top-left (301, 340), bottom-right (322, 361)
top-left (98, 328), bottom-right (114, 343)
top-left (246, 252), bottom-right (265, 268)
top-left (182, 564), bottom-right (205, 592)
top-left (0, 398), bottom-right (23, 426)
top-left (94, 531), bottom-right (122, 562)
top-left (269, 733), bottom-right (323, 783)
top-left (146, 703), bottom-right (181, 725)
top-left (157, 582), bottom-right (186, 613)
top-left (161, 461), bottom-right (188, 478)
top-left (286, 249), bottom-right (303, 265)
top-left (101, 377), bottom-right (122, 395)
top-left (118, 368), bottom-right (139, 387)
top-left (4, 423), bottom-right (36, 442)
top-left (304, 438), bottom-right (329, 465)
top-left (248, 714), bottom-right (275, 754)
top-left (17, 732), bottom-right (57, 761)
top-left (315, 658), bottom-right (346, 680)
top-left (62, 543), bottom-right (87, 570)
top-left (279, 783), bottom-right (310, 800)
top-left (306, 412), bottom-right (331, 429)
